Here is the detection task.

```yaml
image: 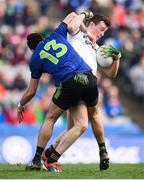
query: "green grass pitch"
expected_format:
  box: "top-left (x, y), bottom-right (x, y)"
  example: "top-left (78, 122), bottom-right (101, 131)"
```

top-left (0, 164), bottom-right (144, 179)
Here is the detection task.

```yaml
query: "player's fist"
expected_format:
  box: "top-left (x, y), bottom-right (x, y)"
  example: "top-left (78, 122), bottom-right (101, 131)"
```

top-left (81, 10), bottom-right (93, 19)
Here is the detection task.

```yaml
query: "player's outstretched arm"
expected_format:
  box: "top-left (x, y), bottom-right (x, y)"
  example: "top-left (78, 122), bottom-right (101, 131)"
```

top-left (101, 59), bottom-right (120, 78)
top-left (17, 78), bottom-right (40, 122)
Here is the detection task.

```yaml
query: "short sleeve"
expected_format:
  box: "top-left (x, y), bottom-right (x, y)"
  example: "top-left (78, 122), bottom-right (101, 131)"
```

top-left (54, 22), bottom-right (68, 38)
top-left (29, 56), bottom-right (42, 79)
top-left (29, 65), bottom-right (42, 79)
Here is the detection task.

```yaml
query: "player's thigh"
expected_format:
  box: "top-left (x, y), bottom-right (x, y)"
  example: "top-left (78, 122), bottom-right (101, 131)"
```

top-left (82, 74), bottom-right (99, 107)
top-left (45, 100), bottom-right (64, 122)
top-left (52, 78), bottom-right (79, 110)
top-left (69, 101), bottom-right (88, 129)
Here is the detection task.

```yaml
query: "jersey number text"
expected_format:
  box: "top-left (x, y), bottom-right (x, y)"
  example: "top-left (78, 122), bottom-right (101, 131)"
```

top-left (39, 40), bottom-right (67, 64)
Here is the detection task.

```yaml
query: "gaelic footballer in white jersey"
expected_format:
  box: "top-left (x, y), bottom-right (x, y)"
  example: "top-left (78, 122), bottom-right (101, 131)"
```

top-left (67, 31), bottom-right (99, 76)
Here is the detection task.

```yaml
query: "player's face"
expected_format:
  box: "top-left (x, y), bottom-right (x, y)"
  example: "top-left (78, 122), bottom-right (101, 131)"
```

top-left (88, 21), bottom-right (108, 42)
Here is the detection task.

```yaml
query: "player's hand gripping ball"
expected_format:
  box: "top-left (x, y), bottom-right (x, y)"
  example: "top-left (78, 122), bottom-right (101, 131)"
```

top-left (96, 45), bottom-right (121, 68)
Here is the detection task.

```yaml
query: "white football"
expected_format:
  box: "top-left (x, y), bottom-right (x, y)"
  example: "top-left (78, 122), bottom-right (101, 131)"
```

top-left (96, 46), bottom-right (113, 68)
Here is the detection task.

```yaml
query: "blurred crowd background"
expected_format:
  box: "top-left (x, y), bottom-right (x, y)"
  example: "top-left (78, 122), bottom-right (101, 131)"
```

top-left (0, 0), bottom-right (144, 127)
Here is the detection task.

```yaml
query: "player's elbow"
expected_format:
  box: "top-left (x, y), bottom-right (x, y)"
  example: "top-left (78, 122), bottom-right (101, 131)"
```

top-left (67, 24), bottom-right (77, 34)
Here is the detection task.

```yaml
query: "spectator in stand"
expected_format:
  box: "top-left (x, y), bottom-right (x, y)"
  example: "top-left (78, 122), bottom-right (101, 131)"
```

top-left (129, 54), bottom-right (144, 103)
top-left (22, 1), bottom-right (40, 26)
top-left (99, 78), bottom-right (113, 104)
top-left (31, 101), bottom-right (45, 124)
top-left (0, 71), bottom-right (12, 90)
top-left (0, 104), bottom-right (5, 123)
top-left (4, 102), bottom-right (19, 125)
top-left (23, 105), bottom-right (37, 125)
top-left (36, 0), bottom-right (51, 15)
top-left (0, 81), bottom-right (7, 101)
top-left (11, 73), bottom-right (27, 91)
top-left (104, 85), bottom-right (124, 117)
top-left (11, 44), bottom-right (28, 65)
top-left (0, 0), bottom-right (7, 25)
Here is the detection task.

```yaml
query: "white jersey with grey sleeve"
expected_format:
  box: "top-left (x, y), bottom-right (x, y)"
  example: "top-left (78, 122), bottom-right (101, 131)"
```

top-left (67, 31), bottom-right (99, 76)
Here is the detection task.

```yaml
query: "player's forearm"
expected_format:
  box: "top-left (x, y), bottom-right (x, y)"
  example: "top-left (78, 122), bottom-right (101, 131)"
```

top-left (101, 60), bottom-right (120, 78)
top-left (110, 60), bottom-right (120, 77)
top-left (19, 89), bottom-right (35, 107)
top-left (102, 60), bottom-right (120, 78)
top-left (68, 14), bottom-right (85, 34)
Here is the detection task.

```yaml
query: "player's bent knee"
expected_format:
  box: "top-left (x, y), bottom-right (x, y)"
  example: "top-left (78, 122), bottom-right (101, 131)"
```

top-left (81, 125), bottom-right (88, 132)
top-left (79, 122), bottom-right (88, 132)
top-left (89, 114), bottom-right (99, 122)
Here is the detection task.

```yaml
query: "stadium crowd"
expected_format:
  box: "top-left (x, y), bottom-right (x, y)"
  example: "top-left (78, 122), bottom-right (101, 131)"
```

top-left (0, 0), bottom-right (144, 125)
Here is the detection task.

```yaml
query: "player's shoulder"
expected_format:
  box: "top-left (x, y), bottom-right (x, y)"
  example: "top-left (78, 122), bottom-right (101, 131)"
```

top-left (30, 44), bottom-right (43, 65)
top-left (30, 53), bottom-right (38, 66)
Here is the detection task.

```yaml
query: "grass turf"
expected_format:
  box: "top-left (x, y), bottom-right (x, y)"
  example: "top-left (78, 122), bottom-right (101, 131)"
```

top-left (0, 164), bottom-right (144, 179)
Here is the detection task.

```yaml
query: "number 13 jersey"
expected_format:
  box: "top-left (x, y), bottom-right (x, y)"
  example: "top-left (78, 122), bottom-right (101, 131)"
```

top-left (29, 22), bottom-right (91, 86)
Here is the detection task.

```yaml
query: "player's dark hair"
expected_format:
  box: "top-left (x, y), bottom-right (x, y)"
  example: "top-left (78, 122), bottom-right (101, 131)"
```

top-left (87, 14), bottom-right (111, 27)
top-left (27, 33), bottom-right (43, 50)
